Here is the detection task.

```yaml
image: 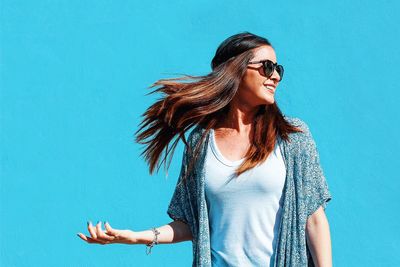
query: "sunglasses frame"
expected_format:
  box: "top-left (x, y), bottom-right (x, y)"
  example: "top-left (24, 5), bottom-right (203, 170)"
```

top-left (248, 59), bottom-right (284, 81)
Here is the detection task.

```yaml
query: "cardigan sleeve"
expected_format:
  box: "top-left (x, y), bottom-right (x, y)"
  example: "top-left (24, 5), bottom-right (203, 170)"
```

top-left (167, 145), bottom-right (193, 225)
top-left (300, 121), bottom-right (333, 219)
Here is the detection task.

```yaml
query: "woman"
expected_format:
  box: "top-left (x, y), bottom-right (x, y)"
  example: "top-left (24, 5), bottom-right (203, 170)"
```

top-left (77, 32), bottom-right (333, 267)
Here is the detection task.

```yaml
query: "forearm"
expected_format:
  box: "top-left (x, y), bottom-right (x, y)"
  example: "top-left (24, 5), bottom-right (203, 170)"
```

top-left (135, 220), bottom-right (193, 245)
top-left (306, 209), bottom-right (332, 267)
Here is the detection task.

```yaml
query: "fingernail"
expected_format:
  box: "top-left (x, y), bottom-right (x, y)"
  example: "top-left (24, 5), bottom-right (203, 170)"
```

top-left (87, 221), bottom-right (91, 226)
top-left (104, 221), bottom-right (108, 225)
top-left (97, 220), bottom-right (100, 225)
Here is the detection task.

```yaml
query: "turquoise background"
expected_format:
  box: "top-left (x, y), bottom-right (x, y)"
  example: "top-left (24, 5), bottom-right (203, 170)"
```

top-left (1, 1), bottom-right (399, 266)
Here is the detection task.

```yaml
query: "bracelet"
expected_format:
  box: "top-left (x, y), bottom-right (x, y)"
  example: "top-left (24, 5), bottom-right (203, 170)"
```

top-left (146, 227), bottom-right (160, 255)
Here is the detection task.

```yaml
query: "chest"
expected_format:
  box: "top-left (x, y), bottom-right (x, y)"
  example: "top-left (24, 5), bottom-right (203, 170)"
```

top-left (212, 130), bottom-right (251, 161)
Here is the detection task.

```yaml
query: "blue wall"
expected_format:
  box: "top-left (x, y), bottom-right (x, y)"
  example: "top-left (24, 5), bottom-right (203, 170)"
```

top-left (1, 1), bottom-right (399, 266)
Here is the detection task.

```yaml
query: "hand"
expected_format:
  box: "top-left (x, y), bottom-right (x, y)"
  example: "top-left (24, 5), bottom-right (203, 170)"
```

top-left (77, 221), bottom-right (138, 245)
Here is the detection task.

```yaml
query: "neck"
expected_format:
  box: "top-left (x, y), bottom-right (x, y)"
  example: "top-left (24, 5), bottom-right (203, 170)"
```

top-left (216, 102), bottom-right (263, 135)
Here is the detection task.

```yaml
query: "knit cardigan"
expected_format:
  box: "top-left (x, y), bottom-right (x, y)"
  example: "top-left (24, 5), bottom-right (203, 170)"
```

top-left (167, 116), bottom-right (332, 266)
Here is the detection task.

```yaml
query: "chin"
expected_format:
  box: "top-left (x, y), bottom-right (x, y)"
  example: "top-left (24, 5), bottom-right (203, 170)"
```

top-left (264, 98), bottom-right (275, 105)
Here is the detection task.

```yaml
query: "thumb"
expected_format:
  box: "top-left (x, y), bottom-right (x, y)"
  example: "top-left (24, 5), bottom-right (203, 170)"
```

top-left (104, 222), bottom-right (117, 235)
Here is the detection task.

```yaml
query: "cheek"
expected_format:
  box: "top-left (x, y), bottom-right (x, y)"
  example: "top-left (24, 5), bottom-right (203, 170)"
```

top-left (242, 71), bottom-right (262, 90)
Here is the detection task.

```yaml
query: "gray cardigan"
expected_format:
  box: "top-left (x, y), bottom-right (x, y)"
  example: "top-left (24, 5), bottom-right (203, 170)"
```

top-left (167, 116), bottom-right (332, 266)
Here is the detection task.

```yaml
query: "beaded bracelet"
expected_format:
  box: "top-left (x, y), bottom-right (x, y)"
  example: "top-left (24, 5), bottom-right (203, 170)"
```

top-left (146, 227), bottom-right (160, 255)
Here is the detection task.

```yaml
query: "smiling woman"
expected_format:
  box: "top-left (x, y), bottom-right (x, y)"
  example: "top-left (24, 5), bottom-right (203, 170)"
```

top-left (77, 32), bottom-right (332, 267)
top-left (234, 45), bottom-right (283, 108)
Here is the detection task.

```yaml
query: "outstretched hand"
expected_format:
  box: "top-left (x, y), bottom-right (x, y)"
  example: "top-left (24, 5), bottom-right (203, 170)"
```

top-left (77, 221), bottom-right (138, 245)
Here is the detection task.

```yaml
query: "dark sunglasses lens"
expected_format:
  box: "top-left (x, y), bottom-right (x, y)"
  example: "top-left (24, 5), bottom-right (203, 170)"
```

top-left (277, 65), bottom-right (284, 80)
top-left (261, 60), bottom-right (284, 81)
top-left (263, 61), bottom-right (275, 77)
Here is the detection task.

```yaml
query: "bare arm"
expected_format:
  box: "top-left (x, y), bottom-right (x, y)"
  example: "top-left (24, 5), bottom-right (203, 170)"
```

top-left (306, 206), bottom-right (332, 267)
top-left (77, 220), bottom-right (193, 245)
top-left (136, 220), bottom-right (193, 244)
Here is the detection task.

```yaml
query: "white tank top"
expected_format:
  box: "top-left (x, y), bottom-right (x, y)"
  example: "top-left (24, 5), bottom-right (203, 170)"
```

top-left (205, 129), bottom-right (286, 267)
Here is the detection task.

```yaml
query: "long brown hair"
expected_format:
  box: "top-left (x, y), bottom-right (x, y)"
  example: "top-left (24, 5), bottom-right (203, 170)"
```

top-left (135, 32), bottom-right (303, 180)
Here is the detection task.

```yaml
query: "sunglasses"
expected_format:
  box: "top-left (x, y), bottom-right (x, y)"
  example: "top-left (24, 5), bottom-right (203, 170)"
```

top-left (248, 59), bottom-right (284, 81)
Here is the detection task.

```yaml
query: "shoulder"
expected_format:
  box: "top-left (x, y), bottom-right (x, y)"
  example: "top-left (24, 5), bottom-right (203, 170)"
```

top-left (284, 115), bottom-right (310, 133)
top-left (187, 124), bottom-right (206, 146)
top-left (282, 115), bottom-right (317, 152)
top-left (284, 115), bottom-right (312, 138)
top-left (180, 125), bottom-right (207, 160)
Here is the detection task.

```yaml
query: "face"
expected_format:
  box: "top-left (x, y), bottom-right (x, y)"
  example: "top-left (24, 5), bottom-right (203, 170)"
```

top-left (235, 45), bottom-right (281, 108)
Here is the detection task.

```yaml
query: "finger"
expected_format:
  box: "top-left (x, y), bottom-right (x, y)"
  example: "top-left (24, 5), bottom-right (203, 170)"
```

top-left (77, 233), bottom-right (88, 241)
top-left (104, 221), bottom-right (117, 237)
top-left (96, 221), bottom-right (115, 242)
top-left (95, 221), bottom-right (103, 236)
top-left (87, 221), bottom-right (97, 239)
top-left (77, 233), bottom-right (104, 244)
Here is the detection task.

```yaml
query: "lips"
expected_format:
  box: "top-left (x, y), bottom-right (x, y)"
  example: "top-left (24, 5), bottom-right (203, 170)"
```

top-left (264, 84), bottom-right (276, 89)
top-left (264, 84), bottom-right (276, 93)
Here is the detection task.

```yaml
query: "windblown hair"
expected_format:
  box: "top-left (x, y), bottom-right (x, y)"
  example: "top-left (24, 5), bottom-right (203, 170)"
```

top-left (135, 32), bottom-right (303, 181)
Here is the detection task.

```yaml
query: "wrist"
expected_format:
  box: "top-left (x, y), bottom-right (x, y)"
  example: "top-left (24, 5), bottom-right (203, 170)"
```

top-left (145, 228), bottom-right (160, 255)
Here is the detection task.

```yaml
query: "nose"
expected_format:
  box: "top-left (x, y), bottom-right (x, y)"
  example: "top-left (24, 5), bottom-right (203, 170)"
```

top-left (270, 68), bottom-right (281, 82)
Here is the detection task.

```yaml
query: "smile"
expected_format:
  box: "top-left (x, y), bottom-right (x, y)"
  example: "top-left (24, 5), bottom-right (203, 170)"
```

top-left (264, 86), bottom-right (275, 93)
